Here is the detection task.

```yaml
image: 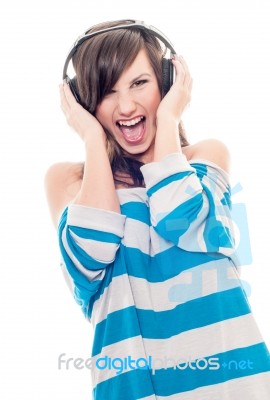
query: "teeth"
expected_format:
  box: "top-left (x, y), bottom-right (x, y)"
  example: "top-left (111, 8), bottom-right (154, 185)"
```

top-left (118, 116), bottom-right (144, 126)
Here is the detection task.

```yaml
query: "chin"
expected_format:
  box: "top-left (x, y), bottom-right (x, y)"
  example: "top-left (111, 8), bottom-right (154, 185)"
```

top-left (121, 141), bottom-right (154, 163)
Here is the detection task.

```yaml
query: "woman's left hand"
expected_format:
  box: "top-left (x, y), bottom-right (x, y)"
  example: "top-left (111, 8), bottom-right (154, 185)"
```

top-left (156, 55), bottom-right (193, 123)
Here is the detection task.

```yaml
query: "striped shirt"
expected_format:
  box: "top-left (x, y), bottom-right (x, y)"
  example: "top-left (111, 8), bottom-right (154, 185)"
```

top-left (58, 152), bottom-right (270, 399)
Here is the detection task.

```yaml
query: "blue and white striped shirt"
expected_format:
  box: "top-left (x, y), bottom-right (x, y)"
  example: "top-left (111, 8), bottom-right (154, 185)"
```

top-left (58, 152), bottom-right (270, 399)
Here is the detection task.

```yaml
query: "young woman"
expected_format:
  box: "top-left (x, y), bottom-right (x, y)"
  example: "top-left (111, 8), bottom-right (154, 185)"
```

top-left (45, 19), bottom-right (270, 399)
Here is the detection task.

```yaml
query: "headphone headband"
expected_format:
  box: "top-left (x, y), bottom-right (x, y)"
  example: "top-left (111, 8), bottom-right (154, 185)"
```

top-left (62, 20), bottom-right (177, 80)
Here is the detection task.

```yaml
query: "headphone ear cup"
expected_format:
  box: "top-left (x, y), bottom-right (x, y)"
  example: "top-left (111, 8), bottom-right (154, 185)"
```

top-left (69, 76), bottom-right (81, 104)
top-left (162, 58), bottom-right (174, 97)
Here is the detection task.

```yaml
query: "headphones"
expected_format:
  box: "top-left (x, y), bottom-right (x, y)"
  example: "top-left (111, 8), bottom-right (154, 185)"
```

top-left (62, 20), bottom-right (177, 108)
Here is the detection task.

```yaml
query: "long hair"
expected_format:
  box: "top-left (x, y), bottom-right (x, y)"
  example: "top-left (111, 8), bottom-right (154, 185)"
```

top-left (72, 20), bottom-right (189, 187)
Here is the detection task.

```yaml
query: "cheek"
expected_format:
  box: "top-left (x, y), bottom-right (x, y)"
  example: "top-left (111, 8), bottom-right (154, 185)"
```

top-left (95, 109), bottom-right (105, 125)
top-left (148, 88), bottom-right (161, 112)
top-left (95, 102), bottom-right (111, 127)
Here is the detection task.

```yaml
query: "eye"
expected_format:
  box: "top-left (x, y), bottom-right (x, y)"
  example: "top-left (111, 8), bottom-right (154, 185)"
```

top-left (132, 79), bottom-right (148, 88)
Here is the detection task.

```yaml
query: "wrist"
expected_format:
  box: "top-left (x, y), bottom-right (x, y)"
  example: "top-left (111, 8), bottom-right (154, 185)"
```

top-left (156, 104), bottom-right (182, 125)
top-left (83, 129), bottom-right (106, 148)
top-left (154, 118), bottom-right (182, 162)
top-left (156, 117), bottom-right (179, 135)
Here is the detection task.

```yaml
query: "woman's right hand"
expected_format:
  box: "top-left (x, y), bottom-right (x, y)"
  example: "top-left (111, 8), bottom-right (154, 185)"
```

top-left (59, 80), bottom-right (106, 144)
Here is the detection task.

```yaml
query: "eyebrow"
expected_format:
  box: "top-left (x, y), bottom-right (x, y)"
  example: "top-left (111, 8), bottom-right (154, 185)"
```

top-left (130, 73), bottom-right (152, 84)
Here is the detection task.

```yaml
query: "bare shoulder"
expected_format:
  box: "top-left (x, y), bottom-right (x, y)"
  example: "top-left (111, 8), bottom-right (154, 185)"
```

top-left (45, 161), bottom-right (83, 189)
top-left (183, 139), bottom-right (230, 173)
top-left (44, 162), bottom-right (83, 228)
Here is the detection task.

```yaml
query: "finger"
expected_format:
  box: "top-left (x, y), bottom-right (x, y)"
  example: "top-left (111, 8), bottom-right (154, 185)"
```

top-left (59, 82), bottom-right (70, 106)
top-left (188, 77), bottom-right (193, 91)
top-left (177, 55), bottom-right (190, 72)
top-left (59, 83), bottom-right (71, 115)
top-left (172, 55), bottom-right (191, 86)
top-left (187, 78), bottom-right (193, 104)
top-left (172, 57), bottom-right (189, 86)
top-left (172, 56), bottom-right (185, 81)
top-left (179, 56), bottom-right (192, 87)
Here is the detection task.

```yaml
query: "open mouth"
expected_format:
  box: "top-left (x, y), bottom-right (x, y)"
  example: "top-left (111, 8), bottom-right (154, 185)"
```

top-left (116, 116), bottom-right (146, 144)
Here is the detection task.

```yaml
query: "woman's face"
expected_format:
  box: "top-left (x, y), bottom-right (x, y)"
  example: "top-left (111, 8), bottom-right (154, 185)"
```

top-left (95, 48), bottom-right (161, 163)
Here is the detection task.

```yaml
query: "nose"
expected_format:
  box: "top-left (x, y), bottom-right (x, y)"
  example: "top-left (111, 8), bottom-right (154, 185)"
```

top-left (117, 92), bottom-right (137, 116)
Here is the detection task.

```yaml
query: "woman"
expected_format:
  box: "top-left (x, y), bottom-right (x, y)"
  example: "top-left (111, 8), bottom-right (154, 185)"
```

top-left (45, 19), bottom-right (270, 399)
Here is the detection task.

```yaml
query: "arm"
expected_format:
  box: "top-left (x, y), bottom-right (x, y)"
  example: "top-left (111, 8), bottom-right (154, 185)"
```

top-left (153, 55), bottom-right (230, 172)
top-left (60, 81), bottom-right (120, 213)
top-left (153, 55), bottom-right (192, 162)
top-left (44, 84), bottom-right (126, 318)
top-left (45, 162), bottom-right (126, 318)
top-left (144, 56), bottom-right (233, 255)
top-left (141, 142), bottom-right (234, 255)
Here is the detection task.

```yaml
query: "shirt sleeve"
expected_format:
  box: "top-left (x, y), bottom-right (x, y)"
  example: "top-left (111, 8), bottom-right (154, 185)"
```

top-left (58, 204), bottom-right (126, 319)
top-left (140, 152), bottom-right (235, 256)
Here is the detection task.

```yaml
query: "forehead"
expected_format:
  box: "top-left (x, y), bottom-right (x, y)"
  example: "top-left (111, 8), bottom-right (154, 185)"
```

top-left (118, 48), bottom-right (154, 81)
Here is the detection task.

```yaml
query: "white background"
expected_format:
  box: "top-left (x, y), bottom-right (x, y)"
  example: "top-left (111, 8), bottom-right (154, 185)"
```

top-left (0, 0), bottom-right (269, 398)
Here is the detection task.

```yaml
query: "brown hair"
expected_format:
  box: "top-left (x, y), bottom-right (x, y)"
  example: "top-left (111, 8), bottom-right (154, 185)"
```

top-left (72, 19), bottom-right (189, 187)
